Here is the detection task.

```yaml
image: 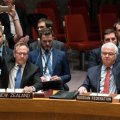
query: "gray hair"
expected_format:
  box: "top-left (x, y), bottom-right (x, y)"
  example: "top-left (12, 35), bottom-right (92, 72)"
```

top-left (101, 42), bottom-right (119, 56)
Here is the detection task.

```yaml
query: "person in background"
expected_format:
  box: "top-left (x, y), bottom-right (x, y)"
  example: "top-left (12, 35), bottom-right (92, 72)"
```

top-left (78, 42), bottom-right (120, 94)
top-left (88, 28), bottom-right (119, 68)
top-left (29, 28), bottom-right (71, 91)
top-left (113, 21), bottom-right (120, 48)
top-left (0, 26), bottom-right (12, 56)
top-left (0, 0), bottom-right (30, 49)
top-left (29, 18), bottom-right (66, 51)
top-left (0, 41), bottom-right (42, 93)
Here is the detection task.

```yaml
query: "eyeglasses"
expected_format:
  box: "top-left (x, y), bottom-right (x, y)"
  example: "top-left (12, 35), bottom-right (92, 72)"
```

top-left (16, 52), bottom-right (28, 56)
top-left (102, 52), bottom-right (116, 56)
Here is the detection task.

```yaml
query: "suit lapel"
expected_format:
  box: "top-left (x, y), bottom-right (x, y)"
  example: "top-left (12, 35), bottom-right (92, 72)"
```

top-left (52, 49), bottom-right (58, 74)
top-left (21, 62), bottom-right (29, 86)
top-left (2, 45), bottom-right (7, 57)
top-left (38, 49), bottom-right (43, 75)
top-left (112, 63), bottom-right (118, 85)
top-left (7, 56), bottom-right (15, 71)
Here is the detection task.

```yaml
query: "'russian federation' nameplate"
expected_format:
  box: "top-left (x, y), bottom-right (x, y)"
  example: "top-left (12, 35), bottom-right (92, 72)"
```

top-left (77, 95), bottom-right (112, 102)
top-left (0, 92), bottom-right (33, 99)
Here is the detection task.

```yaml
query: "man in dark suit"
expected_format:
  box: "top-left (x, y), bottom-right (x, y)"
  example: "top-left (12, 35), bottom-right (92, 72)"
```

top-left (29, 18), bottom-right (66, 51)
top-left (88, 29), bottom-right (119, 68)
top-left (78, 42), bottom-right (120, 94)
top-left (0, 41), bottom-right (42, 92)
top-left (29, 28), bottom-right (71, 90)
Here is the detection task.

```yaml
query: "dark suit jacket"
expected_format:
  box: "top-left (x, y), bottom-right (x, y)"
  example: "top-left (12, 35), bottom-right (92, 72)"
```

top-left (88, 47), bottom-right (120, 68)
top-left (0, 55), bottom-right (43, 91)
top-left (88, 47), bottom-right (101, 68)
top-left (29, 48), bottom-right (71, 85)
top-left (81, 64), bottom-right (120, 94)
top-left (2, 45), bottom-right (13, 57)
top-left (29, 40), bottom-right (66, 51)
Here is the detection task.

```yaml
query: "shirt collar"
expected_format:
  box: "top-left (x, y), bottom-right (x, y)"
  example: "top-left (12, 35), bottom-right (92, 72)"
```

top-left (15, 63), bottom-right (26, 69)
top-left (41, 48), bottom-right (52, 55)
top-left (102, 65), bottom-right (113, 71)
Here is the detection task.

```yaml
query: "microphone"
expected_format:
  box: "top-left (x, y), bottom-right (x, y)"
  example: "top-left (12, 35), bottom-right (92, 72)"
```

top-left (0, 69), bottom-right (1, 75)
top-left (97, 77), bottom-right (101, 96)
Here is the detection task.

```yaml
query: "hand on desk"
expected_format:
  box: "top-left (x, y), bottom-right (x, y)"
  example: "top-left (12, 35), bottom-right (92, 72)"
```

top-left (23, 86), bottom-right (35, 93)
top-left (78, 86), bottom-right (87, 94)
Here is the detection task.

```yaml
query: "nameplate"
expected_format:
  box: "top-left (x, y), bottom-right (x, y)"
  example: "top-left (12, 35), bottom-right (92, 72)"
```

top-left (0, 93), bottom-right (33, 99)
top-left (33, 91), bottom-right (45, 98)
top-left (77, 95), bottom-right (112, 102)
top-left (33, 90), bottom-right (53, 98)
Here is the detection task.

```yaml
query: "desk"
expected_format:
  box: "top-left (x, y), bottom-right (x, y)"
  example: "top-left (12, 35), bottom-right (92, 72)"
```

top-left (0, 98), bottom-right (120, 120)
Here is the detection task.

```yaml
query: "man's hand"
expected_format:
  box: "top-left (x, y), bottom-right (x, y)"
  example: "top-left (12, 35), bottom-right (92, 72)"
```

top-left (50, 75), bottom-right (61, 81)
top-left (40, 76), bottom-right (47, 82)
top-left (23, 86), bottom-right (35, 93)
top-left (78, 86), bottom-right (87, 95)
top-left (8, 5), bottom-right (16, 19)
top-left (19, 35), bottom-right (29, 43)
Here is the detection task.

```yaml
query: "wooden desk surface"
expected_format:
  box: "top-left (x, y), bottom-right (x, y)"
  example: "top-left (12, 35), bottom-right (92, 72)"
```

top-left (0, 98), bottom-right (120, 120)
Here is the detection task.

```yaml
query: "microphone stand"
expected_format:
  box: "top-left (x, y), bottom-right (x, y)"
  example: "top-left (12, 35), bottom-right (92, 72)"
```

top-left (97, 77), bottom-right (101, 96)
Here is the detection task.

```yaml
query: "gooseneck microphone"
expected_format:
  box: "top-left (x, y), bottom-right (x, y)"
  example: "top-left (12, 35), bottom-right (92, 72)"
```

top-left (97, 77), bottom-right (101, 96)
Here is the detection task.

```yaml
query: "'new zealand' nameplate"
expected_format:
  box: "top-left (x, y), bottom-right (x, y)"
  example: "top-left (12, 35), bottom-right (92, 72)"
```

top-left (0, 93), bottom-right (33, 99)
top-left (77, 95), bottom-right (112, 102)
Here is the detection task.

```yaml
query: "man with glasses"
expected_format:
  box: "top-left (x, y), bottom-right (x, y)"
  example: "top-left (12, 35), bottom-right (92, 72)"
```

top-left (0, 41), bottom-right (43, 92)
top-left (29, 18), bottom-right (66, 51)
top-left (78, 42), bottom-right (120, 94)
top-left (88, 28), bottom-right (119, 68)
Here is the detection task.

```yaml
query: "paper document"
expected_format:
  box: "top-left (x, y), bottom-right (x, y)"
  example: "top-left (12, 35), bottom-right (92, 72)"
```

top-left (114, 95), bottom-right (120, 99)
top-left (90, 93), bottom-right (109, 96)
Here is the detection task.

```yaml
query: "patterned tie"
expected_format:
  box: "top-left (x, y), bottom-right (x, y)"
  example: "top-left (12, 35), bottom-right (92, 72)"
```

top-left (15, 65), bottom-right (22, 88)
top-left (103, 67), bottom-right (110, 93)
top-left (45, 52), bottom-right (52, 75)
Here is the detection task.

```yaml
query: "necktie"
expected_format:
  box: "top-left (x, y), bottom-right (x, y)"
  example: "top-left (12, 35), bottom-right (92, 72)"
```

top-left (103, 67), bottom-right (110, 93)
top-left (45, 52), bottom-right (52, 75)
top-left (15, 65), bottom-right (22, 88)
